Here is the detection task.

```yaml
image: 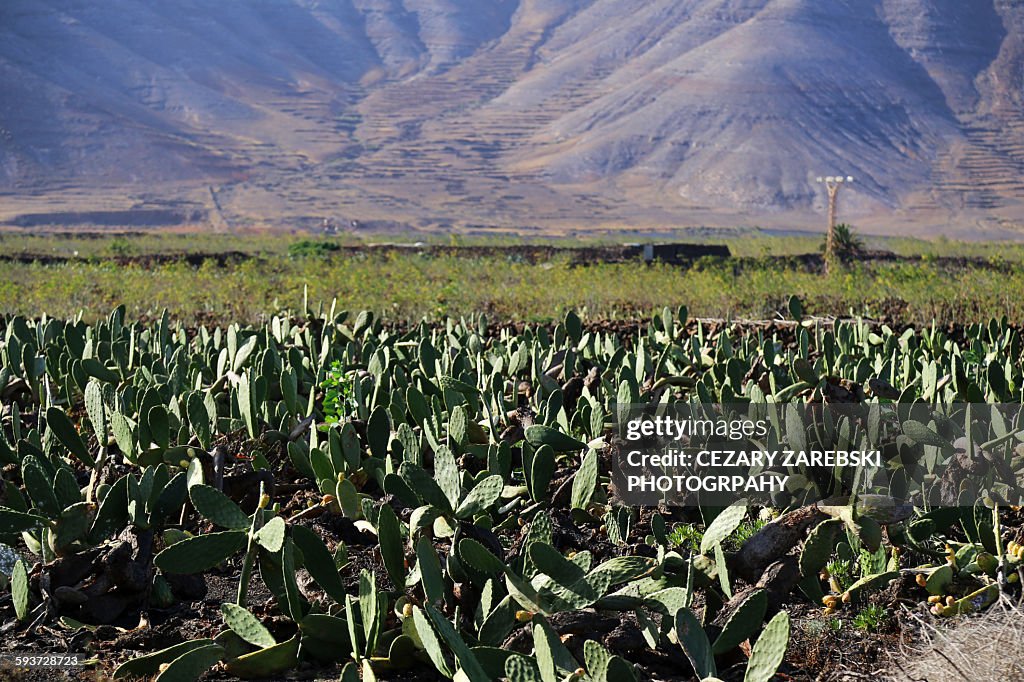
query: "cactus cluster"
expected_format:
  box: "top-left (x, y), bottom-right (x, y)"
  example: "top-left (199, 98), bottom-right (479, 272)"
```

top-left (3, 304), bottom-right (1024, 681)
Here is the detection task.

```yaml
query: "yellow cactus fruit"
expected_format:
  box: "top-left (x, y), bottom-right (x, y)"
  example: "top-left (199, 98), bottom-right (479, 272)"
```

top-left (916, 574), bottom-right (928, 587)
top-left (515, 610), bottom-right (534, 623)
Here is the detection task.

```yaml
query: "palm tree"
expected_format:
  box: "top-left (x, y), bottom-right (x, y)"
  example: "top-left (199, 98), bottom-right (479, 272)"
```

top-left (821, 223), bottom-right (863, 258)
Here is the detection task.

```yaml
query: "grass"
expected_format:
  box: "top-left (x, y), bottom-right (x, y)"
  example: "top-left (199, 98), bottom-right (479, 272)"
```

top-left (3, 231), bottom-right (1024, 325)
top-left (2, 251), bottom-right (1024, 325)
top-left (891, 601), bottom-right (1024, 681)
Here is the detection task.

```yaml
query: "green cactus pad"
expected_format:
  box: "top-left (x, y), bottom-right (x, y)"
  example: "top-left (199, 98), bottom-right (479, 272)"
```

top-left (505, 654), bottom-right (543, 682)
top-left (84, 380), bottom-right (108, 443)
top-left (416, 536), bottom-right (446, 604)
top-left (412, 606), bottom-right (453, 678)
top-left (524, 425), bottom-right (586, 453)
top-left (901, 420), bottom-right (953, 453)
top-left (189, 484), bottom-right (250, 530)
top-left (606, 656), bottom-right (637, 682)
top-left (23, 457), bottom-right (60, 518)
top-left (186, 393), bottom-right (213, 451)
top-left (529, 543), bottom-right (585, 583)
top-left (153, 643), bottom-right (225, 682)
top-left (46, 407), bottom-right (94, 467)
top-left (113, 639), bottom-right (217, 679)
top-left (424, 604), bottom-right (490, 682)
top-left (712, 589), bottom-right (768, 654)
top-left (743, 610), bottom-right (790, 682)
top-left (800, 518), bottom-right (843, 577)
top-left (924, 564), bottom-right (954, 595)
top-left (377, 503), bottom-right (406, 589)
top-left (842, 570), bottom-right (899, 601)
top-left (254, 516), bottom-right (286, 553)
top-left (397, 463), bottom-right (451, 514)
top-left (455, 475), bottom-right (503, 519)
top-left (570, 449), bottom-right (599, 511)
top-left (154, 530), bottom-right (247, 573)
top-left (590, 556), bottom-right (658, 585)
top-left (458, 537), bottom-right (505, 576)
top-left (527, 445), bottom-right (555, 502)
top-left (221, 603), bottom-right (276, 648)
top-left (367, 406), bottom-right (391, 459)
top-left (434, 445), bottom-right (461, 510)
top-left (700, 504), bottom-right (747, 554)
top-left (12, 559), bottom-right (29, 621)
top-left (583, 640), bottom-right (611, 682)
top-left (676, 607), bottom-right (716, 679)
top-left (0, 508), bottom-right (44, 533)
top-left (224, 635), bottom-right (299, 679)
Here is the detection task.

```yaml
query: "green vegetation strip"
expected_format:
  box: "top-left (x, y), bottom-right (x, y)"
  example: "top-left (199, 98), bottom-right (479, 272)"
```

top-left (2, 253), bottom-right (1024, 324)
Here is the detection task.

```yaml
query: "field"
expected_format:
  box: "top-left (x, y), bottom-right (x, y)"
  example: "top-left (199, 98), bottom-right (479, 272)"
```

top-left (2, 231), bottom-right (1024, 325)
top-left (1, 233), bottom-right (1024, 682)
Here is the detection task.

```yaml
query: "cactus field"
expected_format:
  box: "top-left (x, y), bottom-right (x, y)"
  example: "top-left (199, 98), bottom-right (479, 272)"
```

top-left (2, 299), bottom-right (1024, 681)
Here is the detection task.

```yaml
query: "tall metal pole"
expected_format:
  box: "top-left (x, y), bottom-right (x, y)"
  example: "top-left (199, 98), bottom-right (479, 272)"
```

top-left (816, 175), bottom-right (853, 275)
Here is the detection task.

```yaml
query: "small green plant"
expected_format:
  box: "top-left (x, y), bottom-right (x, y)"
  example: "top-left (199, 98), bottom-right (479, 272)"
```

top-left (852, 605), bottom-right (888, 632)
top-left (668, 524), bottom-right (703, 551)
top-left (826, 559), bottom-right (856, 591)
top-left (727, 518), bottom-right (767, 551)
top-left (108, 238), bottom-right (134, 257)
top-left (288, 239), bottom-right (340, 258)
top-left (321, 361), bottom-right (358, 424)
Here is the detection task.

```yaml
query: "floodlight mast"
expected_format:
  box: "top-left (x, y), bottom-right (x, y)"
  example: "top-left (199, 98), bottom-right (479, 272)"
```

top-left (816, 175), bottom-right (854, 274)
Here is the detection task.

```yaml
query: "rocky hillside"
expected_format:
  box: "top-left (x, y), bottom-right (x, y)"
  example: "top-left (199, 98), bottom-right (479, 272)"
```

top-left (2, 0), bottom-right (1024, 234)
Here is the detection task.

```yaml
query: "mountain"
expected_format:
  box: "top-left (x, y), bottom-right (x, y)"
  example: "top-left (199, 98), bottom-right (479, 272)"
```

top-left (2, 0), bottom-right (1024, 235)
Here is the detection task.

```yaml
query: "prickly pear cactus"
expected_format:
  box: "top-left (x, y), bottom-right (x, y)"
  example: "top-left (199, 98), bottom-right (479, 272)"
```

top-left (743, 610), bottom-right (790, 682)
top-left (221, 603), bottom-right (276, 648)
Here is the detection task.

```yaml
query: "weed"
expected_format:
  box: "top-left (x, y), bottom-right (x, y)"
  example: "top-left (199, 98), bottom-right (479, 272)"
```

top-left (668, 524), bottom-right (703, 552)
top-left (852, 605), bottom-right (888, 632)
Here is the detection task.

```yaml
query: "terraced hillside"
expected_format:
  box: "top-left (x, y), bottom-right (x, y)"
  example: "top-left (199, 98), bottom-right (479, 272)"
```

top-left (3, 0), bottom-right (1024, 234)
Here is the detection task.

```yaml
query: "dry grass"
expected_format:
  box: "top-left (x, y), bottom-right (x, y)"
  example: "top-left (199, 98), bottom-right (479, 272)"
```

top-left (880, 599), bottom-right (1024, 682)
